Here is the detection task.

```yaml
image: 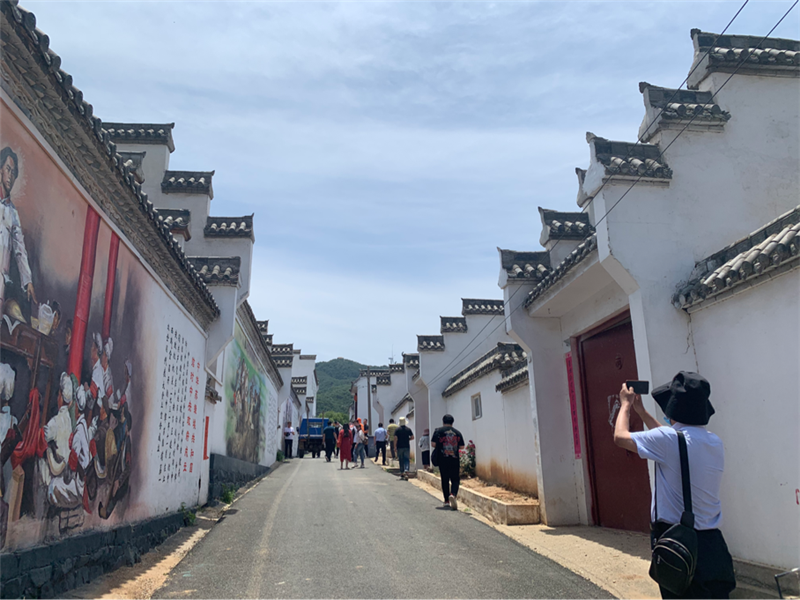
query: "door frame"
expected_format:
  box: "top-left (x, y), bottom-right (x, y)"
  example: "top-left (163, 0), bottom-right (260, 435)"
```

top-left (575, 309), bottom-right (632, 527)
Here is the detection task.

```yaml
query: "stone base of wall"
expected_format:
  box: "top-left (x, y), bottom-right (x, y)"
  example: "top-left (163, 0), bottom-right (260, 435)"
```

top-left (0, 512), bottom-right (184, 599)
top-left (208, 453), bottom-right (271, 501)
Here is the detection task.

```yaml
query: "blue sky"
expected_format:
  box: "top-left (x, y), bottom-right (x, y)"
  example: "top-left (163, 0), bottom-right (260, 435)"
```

top-left (26, 1), bottom-right (799, 365)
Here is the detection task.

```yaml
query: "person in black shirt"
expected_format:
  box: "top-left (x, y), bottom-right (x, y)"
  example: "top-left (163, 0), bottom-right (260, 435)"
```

top-left (394, 417), bottom-right (414, 480)
top-left (322, 421), bottom-right (337, 462)
top-left (431, 414), bottom-right (465, 510)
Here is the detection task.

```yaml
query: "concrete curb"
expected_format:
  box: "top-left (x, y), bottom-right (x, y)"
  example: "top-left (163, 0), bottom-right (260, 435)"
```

top-left (416, 469), bottom-right (540, 525)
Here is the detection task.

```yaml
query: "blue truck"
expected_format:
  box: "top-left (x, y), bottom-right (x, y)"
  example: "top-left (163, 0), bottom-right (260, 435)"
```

top-left (297, 418), bottom-right (329, 458)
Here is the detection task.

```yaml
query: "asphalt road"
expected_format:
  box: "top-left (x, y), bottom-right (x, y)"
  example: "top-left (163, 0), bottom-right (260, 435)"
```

top-left (154, 458), bottom-right (611, 599)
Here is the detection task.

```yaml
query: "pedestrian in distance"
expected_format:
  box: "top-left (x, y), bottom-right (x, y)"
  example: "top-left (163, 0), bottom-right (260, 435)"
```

top-left (338, 424), bottom-right (353, 470)
top-left (353, 426), bottom-right (367, 468)
top-left (333, 421), bottom-right (340, 457)
top-left (613, 372), bottom-right (736, 599)
top-left (283, 422), bottom-right (295, 459)
top-left (418, 428), bottom-right (431, 471)
top-left (350, 421), bottom-right (358, 463)
top-left (373, 422), bottom-right (388, 465)
top-left (431, 414), bottom-right (465, 510)
top-left (394, 417), bottom-right (414, 480)
top-left (386, 418), bottom-right (398, 461)
top-left (323, 420), bottom-right (337, 462)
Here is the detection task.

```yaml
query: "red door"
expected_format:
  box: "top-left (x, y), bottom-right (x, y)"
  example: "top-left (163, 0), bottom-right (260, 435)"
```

top-left (579, 318), bottom-right (651, 533)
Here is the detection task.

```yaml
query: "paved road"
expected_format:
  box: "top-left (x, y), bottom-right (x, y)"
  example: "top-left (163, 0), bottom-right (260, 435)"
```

top-left (154, 458), bottom-right (611, 599)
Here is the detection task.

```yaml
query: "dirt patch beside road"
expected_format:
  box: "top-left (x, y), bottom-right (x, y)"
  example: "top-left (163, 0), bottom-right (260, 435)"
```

top-left (458, 476), bottom-right (537, 504)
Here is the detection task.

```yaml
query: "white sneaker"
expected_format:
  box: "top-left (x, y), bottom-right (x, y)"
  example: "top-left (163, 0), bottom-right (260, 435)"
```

top-left (449, 494), bottom-right (458, 511)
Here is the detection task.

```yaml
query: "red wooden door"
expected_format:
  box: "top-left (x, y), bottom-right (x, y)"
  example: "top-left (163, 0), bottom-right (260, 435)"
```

top-left (579, 319), bottom-right (651, 533)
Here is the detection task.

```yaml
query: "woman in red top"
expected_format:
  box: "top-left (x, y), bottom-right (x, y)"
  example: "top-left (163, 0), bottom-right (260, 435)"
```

top-left (338, 425), bottom-right (353, 470)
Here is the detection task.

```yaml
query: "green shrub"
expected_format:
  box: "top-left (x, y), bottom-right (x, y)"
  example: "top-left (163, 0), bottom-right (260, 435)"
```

top-left (180, 502), bottom-right (196, 526)
top-left (220, 484), bottom-right (236, 504)
top-left (276, 449), bottom-right (285, 462)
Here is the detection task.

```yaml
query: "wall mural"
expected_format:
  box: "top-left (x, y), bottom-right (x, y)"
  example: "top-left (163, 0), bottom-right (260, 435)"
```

top-left (223, 323), bottom-right (270, 464)
top-left (0, 102), bottom-right (202, 551)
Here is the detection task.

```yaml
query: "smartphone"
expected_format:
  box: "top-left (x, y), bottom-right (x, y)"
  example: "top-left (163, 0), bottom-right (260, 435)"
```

top-left (626, 380), bottom-right (649, 395)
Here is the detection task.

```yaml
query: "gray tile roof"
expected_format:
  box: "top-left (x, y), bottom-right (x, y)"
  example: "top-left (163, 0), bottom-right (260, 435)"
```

top-left (441, 316), bottom-right (467, 333)
top-left (462, 299), bottom-right (505, 315)
top-left (263, 333), bottom-right (273, 345)
top-left (162, 170), bottom-right (214, 197)
top-left (390, 363), bottom-right (405, 373)
top-left (417, 335), bottom-right (445, 352)
top-left (0, 4), bottom-right (219, 322)
top-left (539, 208), bottom-right (594, 242)
top-left (496, 363), bottom-right (529, 393)
top-left (205, 215), bottom-right (254, 239)
top-left (412, 369), bottom-right (421, 381)
top-left (271, 344), bottom-right (294, 356)
top-left (525, 234), bottom-right (599, 308)
top-left (376, 374), bottom-right (391, 385)
top-left (256, 320), bottom-right (268, 335)
top-left (155, 208), bottom-right (191, 238)
top-left (360, 368), bottom-right (390, 378)
top-left (291, 377), bottom-right (307, 385)
top-left (499, 249), bottom-right (551, 281)
top-left (639, 83), bottom-right (731, 123)
top-left (392, 394), bottom-right (413, 415)
top-left (293, 386), bottom-right (307, 395)
top-left (403, 353), bottom-right (420, 369)
top-left (274, 356), bottom-right (293, 368)
top-left (103, 122), bottom-right (175, 152)
top-left (442, 343), bottom-right (527, 398)
top-left (689, 29), bottom-right (800, 86)
top-left (588, 133), bottom-right (672, 180)
top-left (119, 151), bottom-right (146, 183)
top-left (188, 256), bottom-right (240, 285)
top-left (674, 205), bottom-right (800, 310)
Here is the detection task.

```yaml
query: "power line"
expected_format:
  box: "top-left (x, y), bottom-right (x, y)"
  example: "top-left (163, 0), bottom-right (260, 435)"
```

top-left (422, 0), bottom-right (794, 391)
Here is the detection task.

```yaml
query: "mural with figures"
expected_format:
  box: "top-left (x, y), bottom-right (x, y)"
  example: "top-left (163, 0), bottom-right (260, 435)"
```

top-left (1, 100), bottom-right (205, 551)
top-left (223, 323), bottom-right (277, 465)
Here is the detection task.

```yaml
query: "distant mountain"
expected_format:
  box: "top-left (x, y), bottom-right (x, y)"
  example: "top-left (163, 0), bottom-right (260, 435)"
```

top-left (316, 358), bottom-right (379, 415)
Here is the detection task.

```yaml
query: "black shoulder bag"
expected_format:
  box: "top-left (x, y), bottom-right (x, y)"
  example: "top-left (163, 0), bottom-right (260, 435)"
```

top-left (649, 430), bottom-right (698, 595)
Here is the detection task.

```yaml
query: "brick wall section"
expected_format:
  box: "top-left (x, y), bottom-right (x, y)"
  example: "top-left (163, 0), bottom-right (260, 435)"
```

top-left (208, 453), bottom-right (270, 501)
top-left (0, 512), bottom-right (184, 599)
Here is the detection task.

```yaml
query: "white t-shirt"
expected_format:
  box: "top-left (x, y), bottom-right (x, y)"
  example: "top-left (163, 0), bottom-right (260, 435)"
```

top-left (631, 423), bottom-right (724, 530)
top-left (284, 426), bottom-right (295, 440)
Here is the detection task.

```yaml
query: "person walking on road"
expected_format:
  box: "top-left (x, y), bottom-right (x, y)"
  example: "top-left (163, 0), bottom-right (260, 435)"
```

top-left (387, 418), bottom-right (398, 461)
top-left (613, 372), bottom-right (736, 599)
top-left (333, 421), bottom-right (340, 458)
top-left (419, 428), bottom-right (431, 471)
top-left (323, 421), bottom-right (337, 462)
top-left (373, 423), bottom-right (388, 465)
top-left (338, 424), bottom-right (353, 470)
top-left (394, 417), bottom-right (414, 480)
top-left (353, 426), bottom-right (367, 468)
top-left (283, 423), bottom-right (296, 459)
top-left (432, 414), bottom-right (465, 509)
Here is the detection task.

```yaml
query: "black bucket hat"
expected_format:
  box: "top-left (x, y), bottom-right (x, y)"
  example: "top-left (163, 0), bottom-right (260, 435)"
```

top-left (652, 371), bottom-right (715, 426)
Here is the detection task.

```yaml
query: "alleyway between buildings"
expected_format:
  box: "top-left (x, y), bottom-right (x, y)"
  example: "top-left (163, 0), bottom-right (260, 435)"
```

top-left (69, 459), bottom-right (614, 599)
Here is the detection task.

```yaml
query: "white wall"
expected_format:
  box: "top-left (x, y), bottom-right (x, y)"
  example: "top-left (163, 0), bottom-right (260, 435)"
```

top-left (690, 270), bottom-right (800, 570)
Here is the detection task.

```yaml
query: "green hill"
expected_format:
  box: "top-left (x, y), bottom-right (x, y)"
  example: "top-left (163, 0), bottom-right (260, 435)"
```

top-left (316, 358), bottom-right (378, 416)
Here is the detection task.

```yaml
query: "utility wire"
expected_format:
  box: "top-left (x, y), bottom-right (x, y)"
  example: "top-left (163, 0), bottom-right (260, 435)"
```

top-left (423, 0), bottom-right (793, 391)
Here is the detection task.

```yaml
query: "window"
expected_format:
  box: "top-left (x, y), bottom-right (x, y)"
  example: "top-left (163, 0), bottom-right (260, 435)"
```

top-left (472, 393), bottom-right (482, 420)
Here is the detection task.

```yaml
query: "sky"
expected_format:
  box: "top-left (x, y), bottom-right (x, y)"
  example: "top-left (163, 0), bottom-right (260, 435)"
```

top-left (24, 1), bottom-right (799, 366)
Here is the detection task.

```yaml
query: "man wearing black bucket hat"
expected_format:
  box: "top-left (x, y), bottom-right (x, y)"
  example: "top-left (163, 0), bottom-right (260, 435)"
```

top-left (613, 372), bottom-right (736, 599)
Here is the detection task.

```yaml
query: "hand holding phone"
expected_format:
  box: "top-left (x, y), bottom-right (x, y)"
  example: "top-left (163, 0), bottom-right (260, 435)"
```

top-left (626, 380), bottom-right (649, 395)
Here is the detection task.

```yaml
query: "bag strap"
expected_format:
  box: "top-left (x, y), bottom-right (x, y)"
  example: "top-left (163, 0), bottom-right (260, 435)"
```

top-left (677, 431), bottom-right (695, 528)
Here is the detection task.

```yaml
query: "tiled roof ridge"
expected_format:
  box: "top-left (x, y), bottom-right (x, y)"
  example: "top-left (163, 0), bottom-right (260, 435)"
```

top-left (588, 133), bottom-right (672, 180)
top-left (390, 363), bottom-right (405, 373)
top-left (462, 298), bottom-right (505, 315)
top-left (391, 394), bottom-right (413, 415)
top-left (162, 170), bottom-right (214, 197)
top-left (525, 234), bottom-right (599, 308)
top-left (402, 353), bottom-right (420, 368)
top-left (291, 376), bottom-right (307, 385)
top-left (496, 362), bottom-right (529, 393)
top-left (154, 208), bottom-right (190, 236)
top-left (359, 368), bottom-right (389, 377)
top-left (499, 248), bottom-right (552, 281)
top-left (188, 256), bottom-right (240, 286)
top-left (274, 356), bottom-right (293, 368)
top-left (102, 121), bottom-right (175, 152)
top-left (440, 316), bottom-right (468, 333)
top-left (417, 334), bottom-right (445, 352)
top-left (271, 343), bottom-right (294, 356)
top-left (674, 205), bottom-right (800, 310)
top-left (638, 82), bottom-right (731, 122)
top-left (0, 2), bottom-right (219, 320)
top-left (205, 214), bottom-right (254, 239)
top-left (442, 342), bottom-right (526, 398)
top-left (256, 320), bottom-right (268, 334)
top-left (376, 374), bottom-right (391, 385)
